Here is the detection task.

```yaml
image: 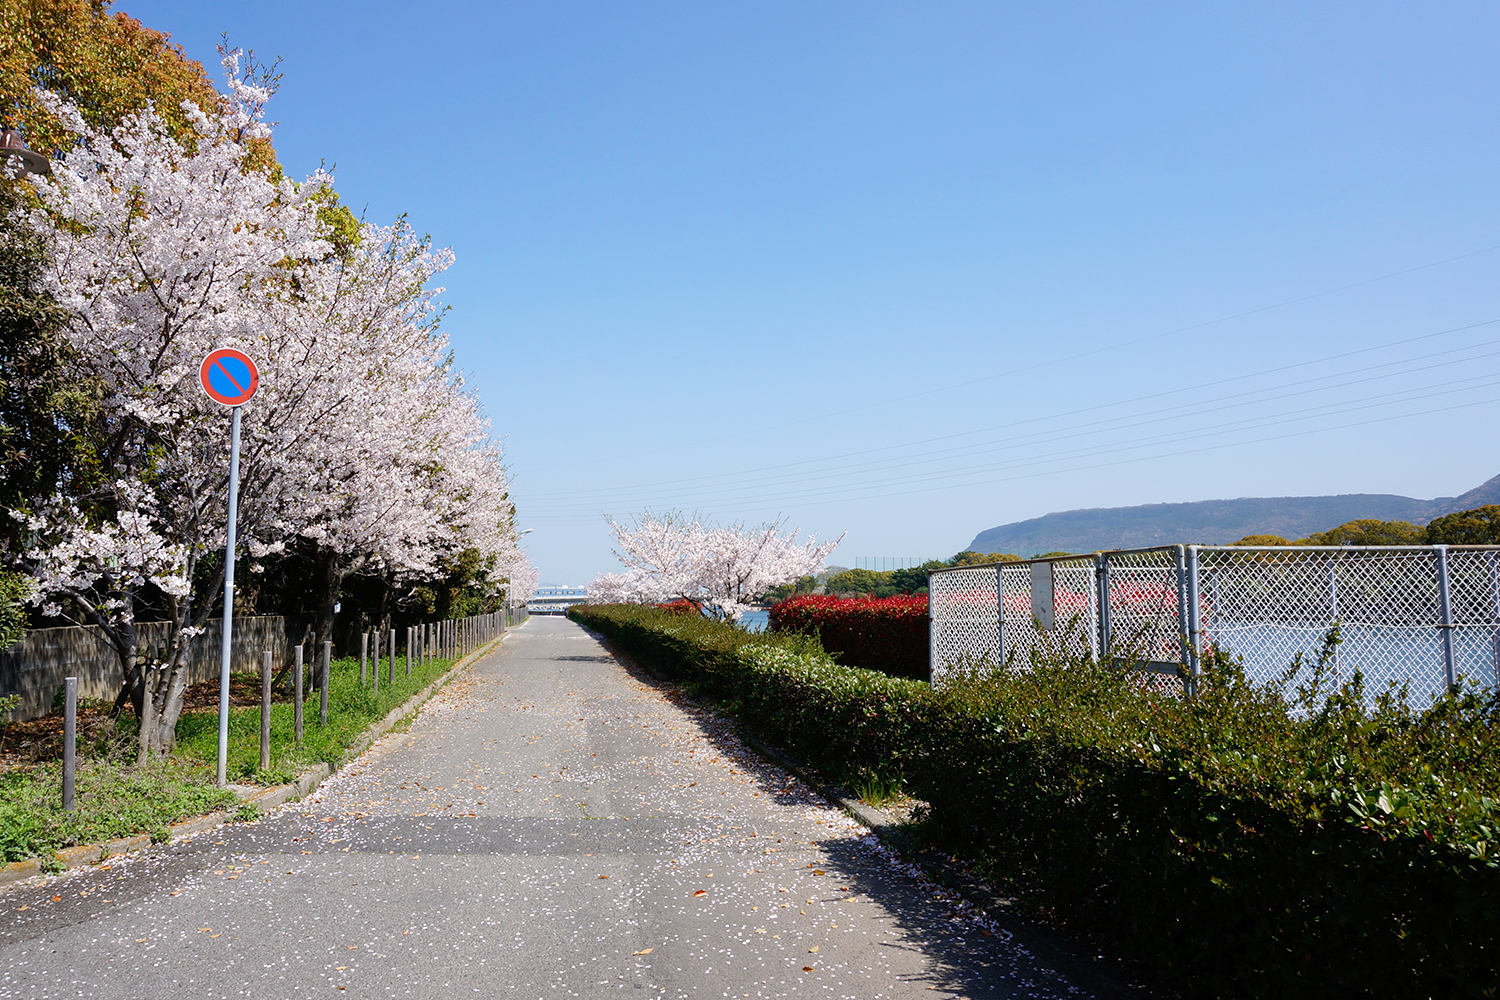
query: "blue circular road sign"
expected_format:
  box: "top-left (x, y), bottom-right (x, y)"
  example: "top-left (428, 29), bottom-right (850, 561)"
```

top-left (199, 349), bottom-right (259, 407)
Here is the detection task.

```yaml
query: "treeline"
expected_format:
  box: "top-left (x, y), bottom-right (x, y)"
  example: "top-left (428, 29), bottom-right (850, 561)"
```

top-left (779, 505), bottom-right (1500, 602)
top-left (0, 1), bottom-right (536, 758)
top-left (764, 550), bottom-right (1025, 600)
top-left (1233, 505), bottom-right (1500, 546)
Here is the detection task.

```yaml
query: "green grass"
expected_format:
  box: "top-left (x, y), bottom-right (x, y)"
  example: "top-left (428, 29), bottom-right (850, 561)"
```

top-left (173, 652), bottom-right (461, 783)
top-left (848, 768), bottom-right (904, 808)
top-left (0, 757), bottom-right (237, 863)
top-left (0, 645), bottom-right (479, 863)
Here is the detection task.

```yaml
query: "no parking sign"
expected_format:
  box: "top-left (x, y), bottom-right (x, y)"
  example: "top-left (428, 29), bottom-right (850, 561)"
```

top-left (199, 348), bottom-right (259, 407)
top-left (198, 347), bottom-right (259, 787)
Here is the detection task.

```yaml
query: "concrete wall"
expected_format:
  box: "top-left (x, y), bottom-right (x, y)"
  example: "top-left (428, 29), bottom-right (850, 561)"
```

top-left (0, 617), bottom-right (298, 721)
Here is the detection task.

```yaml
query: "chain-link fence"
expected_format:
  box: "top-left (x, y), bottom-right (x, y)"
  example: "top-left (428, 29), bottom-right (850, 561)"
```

top-left (929, 545), bottom-right (1500, 703)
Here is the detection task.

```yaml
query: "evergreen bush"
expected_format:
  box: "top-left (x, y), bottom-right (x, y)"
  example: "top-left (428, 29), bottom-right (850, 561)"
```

top-left (568, 602), bottom-right (1500, 998)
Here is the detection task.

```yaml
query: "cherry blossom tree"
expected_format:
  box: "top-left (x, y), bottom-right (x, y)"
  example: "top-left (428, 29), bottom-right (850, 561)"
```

top-left (504, 551), bottom-right (541, 607)
top-left (11, 52), bottom-right (526, 758)
top-left (267, 218), bottom-right (476, 648)
top-left (14, 59), bottom-right (344, 757)
top-left (590, 513), bottom-right (843, 620)
top-left (8, 51), bottom-right (528, 760)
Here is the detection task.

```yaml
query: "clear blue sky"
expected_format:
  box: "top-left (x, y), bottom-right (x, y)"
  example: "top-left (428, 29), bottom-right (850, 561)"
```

top-left (125, 1), bottom-right (1500, 584)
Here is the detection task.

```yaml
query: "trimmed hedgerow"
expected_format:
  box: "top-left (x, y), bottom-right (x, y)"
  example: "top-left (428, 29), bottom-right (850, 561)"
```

top-left (923, 642), bottom-right (1500, 999)
top-left (569, 603), bottom-right (1500, 999)
top-left (768, 594), bottom-right (930, 680)
top-left (568, 602), bottom-right (932, 783)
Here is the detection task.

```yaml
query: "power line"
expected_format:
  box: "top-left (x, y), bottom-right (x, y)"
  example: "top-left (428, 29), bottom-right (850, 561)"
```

top-left (521, 375), bottom-right (1500, 520)
top-left (524, 317), bottom-right (1499, 503)
top-left (520, 327), bottom-right (1500, 516)
top-left (633, 244), bottom-right (1500, 456)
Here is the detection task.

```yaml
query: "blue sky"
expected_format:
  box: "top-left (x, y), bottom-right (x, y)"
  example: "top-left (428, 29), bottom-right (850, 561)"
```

top-left (125, 1), bottom-right (1500, 583)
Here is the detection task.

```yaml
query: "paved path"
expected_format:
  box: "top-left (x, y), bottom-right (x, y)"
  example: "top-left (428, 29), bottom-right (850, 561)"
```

top-left (0, 617), bottom-right (1088, 999)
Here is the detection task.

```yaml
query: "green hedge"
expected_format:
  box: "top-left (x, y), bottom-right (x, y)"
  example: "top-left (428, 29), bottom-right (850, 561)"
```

top-left (922, 648), bottom-right (1500, 999)
top-left (569, 604), bottom-right (1500, 999)
top-left (569, 602), bottom-right (932, 782)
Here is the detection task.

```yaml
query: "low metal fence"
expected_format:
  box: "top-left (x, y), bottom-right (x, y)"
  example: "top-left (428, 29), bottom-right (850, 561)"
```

top-left (929, 544), bottom-right (1500, 703)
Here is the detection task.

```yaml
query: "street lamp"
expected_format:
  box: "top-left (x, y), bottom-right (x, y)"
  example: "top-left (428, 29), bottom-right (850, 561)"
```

top-left (0, 126), bottom-right (49, 177)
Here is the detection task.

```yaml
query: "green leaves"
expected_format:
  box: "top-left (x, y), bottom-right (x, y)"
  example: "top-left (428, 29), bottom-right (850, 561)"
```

top-left (576, 601), bottom-right (1500, 998)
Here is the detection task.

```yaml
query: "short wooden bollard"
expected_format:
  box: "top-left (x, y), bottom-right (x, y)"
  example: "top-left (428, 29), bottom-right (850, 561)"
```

top-left (319, 640), bottom-right (331, 727)
top-left (293, 644), bottom-right (304, 743)
top-left (62, 676), bottom-right (77, 811)
top-left (360, 631), bottom-right (368, 685)
top-left (260, 649), bottom-right (272, 771)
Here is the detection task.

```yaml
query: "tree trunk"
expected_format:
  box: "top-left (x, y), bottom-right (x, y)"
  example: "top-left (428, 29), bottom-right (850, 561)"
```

top-left (137, 645), bottom-right (190, 761)
top-left (314, 548), bottom-right (343, 653)
top-left (134, 555), bottom-right (218, 761)
top-left (315, 547), bottom-right (374, 658)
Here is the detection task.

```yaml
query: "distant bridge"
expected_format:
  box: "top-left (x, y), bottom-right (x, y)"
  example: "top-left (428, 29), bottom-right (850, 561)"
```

top-left (528, 586), bottom-right (590, 616)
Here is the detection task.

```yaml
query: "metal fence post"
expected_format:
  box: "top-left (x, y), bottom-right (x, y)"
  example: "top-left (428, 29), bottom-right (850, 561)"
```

top-left (293, 644), bottom-right (303, 743)
top-left (389, 628), bottom-right (396, 684)
top-left (995, 563), bottom-right (1005, 667)
top-left (927, 585), bottom-right (936, 683)
top-left (360, 631), bottom-right (368, 685)
top-left (260, 649), bottom-right (272, 771)
top-left (1325, 554), bottom-right (1344, 674)
top-left (1094, 553), bottom-right (1110, 664)
top-left (1436, 545), bottom-right (1456, 690)
top-left (1174, 545), bottom-right (1191, 691)
top-left (62, 676), bottom-right (76, 811)
top-left (320, 640), bottom-right (330, 727)
top-left (1488, 551), bottom-right (1500, 689)
top-left (372, 629), bottom-right (380, 696)
top-left (1185, 546), bottom-right (1202, 695)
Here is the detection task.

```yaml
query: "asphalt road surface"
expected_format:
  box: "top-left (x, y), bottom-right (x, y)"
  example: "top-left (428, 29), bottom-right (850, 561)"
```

top-left (0, 616), bottom-right (1089, 999)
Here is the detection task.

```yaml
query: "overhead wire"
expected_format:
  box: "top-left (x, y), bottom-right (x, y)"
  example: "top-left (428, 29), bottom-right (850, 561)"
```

top-left (633, 243), bottom-right (1500, 455)
top-left (520, 323), bottom-right (1500, 518)
top-left (523, 318), bottom-right (1499, 503)
top-left (522, 368), bottom-right (1500, 513)
top-left (524, 386), bottom-right (1500, 521)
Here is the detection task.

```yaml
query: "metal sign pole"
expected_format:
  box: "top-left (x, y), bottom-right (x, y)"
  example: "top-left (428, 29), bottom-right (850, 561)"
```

top-left (215, 404), bottom-right (243, 787)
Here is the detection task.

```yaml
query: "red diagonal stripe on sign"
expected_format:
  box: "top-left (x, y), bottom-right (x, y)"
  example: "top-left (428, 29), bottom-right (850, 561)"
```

top-left (213, 359), bottom-right (247, 395)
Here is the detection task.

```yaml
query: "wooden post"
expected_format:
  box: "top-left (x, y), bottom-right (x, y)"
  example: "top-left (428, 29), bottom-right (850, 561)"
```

top-left (62, 677), bottom-right (76, 811)
top-left (293, 644), bottom-right (304, 743)
top-left (372, 628), bottom-right (380, 697)
top-left (320, 641), bottom-right (330, 727)
top-left (360, 631), bottom-right (368, 684)
top-left (260, 649), bottom-right (272, 771)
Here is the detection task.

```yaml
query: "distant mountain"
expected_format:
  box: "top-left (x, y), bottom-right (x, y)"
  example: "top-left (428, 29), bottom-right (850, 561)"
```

top-left (967, 473), bottom-right (1500, 557)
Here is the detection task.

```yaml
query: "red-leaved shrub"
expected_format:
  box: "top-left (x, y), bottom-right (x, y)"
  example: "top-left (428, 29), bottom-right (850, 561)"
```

top-left (768, 594), bottom-right (929, 681)
top-left (656, 600), bottom-right (702, 616)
